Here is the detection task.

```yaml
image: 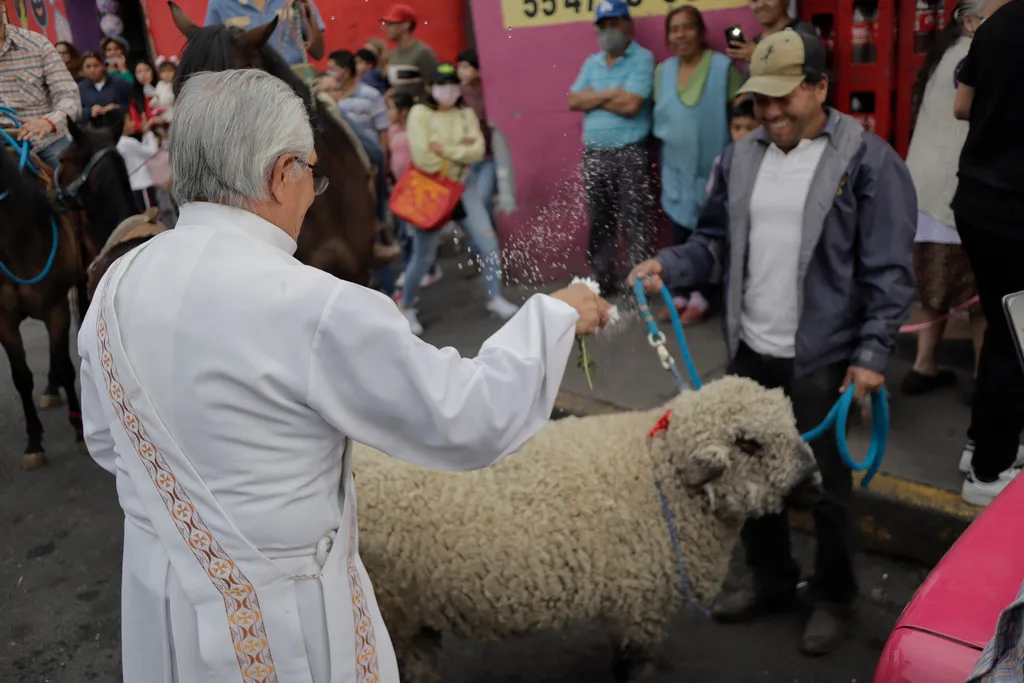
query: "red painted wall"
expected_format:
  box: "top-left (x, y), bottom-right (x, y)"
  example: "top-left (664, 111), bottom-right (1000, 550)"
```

top-left (141, 0), bottom-right (467, 67)
top-left (4, 0), bottom-right (73, 45)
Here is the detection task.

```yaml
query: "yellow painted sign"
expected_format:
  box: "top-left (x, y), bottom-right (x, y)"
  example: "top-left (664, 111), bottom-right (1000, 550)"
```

top-left (501, 0), bottom-right (748, 30)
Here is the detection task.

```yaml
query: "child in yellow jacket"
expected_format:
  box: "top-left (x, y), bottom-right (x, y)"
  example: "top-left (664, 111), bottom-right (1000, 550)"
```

top-left (398, 63), bottom-right (519, 335)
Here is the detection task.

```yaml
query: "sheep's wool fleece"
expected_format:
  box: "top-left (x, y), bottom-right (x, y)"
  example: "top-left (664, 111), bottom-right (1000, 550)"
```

top-left (352, 376), bottom-right (811, 643)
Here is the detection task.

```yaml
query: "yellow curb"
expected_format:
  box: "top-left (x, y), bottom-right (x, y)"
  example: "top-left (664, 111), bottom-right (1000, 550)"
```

top-left (853, 470), bottom-right (978, 522)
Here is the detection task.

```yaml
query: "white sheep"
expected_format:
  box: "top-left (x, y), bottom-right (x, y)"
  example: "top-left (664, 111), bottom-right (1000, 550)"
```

top-left (353, 375), bottom-right (822, 682)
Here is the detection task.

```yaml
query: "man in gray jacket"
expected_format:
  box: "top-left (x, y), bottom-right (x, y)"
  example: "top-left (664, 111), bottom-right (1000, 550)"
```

top-left (630, 29), bottom-right (916, 655)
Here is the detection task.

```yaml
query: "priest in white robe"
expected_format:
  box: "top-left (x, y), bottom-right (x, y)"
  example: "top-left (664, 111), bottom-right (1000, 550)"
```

top-left (78, 68), bottom-right (611, 683)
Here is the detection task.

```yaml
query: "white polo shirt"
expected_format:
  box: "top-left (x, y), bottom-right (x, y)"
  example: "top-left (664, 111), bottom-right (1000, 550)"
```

top-left (740, 136), bottom-right (828, 358)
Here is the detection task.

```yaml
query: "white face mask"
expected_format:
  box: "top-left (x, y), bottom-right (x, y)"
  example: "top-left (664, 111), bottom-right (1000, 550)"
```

top-left (432, 84), bottom-right (462, 107)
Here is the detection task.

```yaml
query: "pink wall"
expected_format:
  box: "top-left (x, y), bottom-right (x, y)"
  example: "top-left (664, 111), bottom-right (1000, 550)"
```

top-left (472, 2), bottom-right (761, 283)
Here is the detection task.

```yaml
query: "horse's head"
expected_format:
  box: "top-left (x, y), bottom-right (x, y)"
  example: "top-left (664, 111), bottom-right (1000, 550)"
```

top-left (56, 118), bottom-right (123, 205)
top-left (167, 0), bottom-right (381, 285)
top-left (57, 119), bottom-right (138, 247)
top-left (169, 1), bottom-right (281, 96)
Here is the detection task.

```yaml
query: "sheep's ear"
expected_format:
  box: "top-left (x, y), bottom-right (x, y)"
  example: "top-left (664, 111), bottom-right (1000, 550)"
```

top-left (680, 445), bottom-right (729, 489)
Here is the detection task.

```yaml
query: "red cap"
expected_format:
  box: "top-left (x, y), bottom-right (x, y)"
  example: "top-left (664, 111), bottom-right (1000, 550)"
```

top-left (382, 4), bottom-right (417, 25)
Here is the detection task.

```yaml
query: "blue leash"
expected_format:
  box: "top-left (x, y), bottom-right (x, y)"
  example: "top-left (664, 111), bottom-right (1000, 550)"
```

top-left (633, 278), bottom-right (889, 487)
top-left (0, 106), bottom-right (60, 286)
top-left (632, 278), bottom-right (889, 616)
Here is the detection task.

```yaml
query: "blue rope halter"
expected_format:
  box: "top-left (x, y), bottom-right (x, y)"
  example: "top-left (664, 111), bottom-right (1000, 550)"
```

top-left (0, 106), bottom-right (61, 286)
top-left (633, 278), bottom-right (890, 487)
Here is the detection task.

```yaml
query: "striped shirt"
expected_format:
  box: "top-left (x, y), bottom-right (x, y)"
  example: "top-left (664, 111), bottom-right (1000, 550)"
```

top-left (570, 40), bottom-right (654, 149)
top-left (0, 23), bottom-right (81, 152)
top-left (966, 579), bottom-right (1024, 682)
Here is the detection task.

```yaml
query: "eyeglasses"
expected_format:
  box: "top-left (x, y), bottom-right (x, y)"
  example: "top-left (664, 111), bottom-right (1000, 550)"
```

top-left (295, 157), bottom-right (329, 196)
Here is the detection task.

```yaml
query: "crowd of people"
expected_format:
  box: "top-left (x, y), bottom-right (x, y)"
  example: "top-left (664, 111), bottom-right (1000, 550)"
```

top-left (311, 4), bottom-right (520, 334)
top-left (0, 5), bottom-right (180, 221)
top-left (4, 0), bottom-right (1024, 669)
top-left (566, 0), bottom-right (1020, 657)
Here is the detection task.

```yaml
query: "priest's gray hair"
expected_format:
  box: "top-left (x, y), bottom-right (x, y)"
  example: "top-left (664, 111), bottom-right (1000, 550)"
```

top-left (168, 69), bottom-right (315, 209)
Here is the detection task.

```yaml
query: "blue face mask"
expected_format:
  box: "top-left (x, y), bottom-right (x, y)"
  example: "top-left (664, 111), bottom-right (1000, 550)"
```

top-left (598, 28), bottom-right (630, 54)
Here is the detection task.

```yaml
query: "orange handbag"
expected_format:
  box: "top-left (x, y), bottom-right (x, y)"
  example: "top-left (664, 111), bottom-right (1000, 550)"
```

top-left (389, 159), bottom-right (464, 231)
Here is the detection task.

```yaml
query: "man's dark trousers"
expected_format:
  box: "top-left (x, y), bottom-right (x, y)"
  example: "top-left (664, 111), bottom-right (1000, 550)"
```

top-left (958, 214), bottom-right (1024, 481)
top-left (727, 342), bottom-right (858, 606)
top-left (582, 141), bottom-right (654, 293)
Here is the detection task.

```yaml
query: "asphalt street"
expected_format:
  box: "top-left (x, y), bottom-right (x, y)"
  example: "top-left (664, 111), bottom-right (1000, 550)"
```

top-left (0, 318), bottom-right (931, 683)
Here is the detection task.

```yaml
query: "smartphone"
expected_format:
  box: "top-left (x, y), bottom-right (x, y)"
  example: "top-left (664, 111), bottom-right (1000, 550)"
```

top-left (1005, 291), bottom-right (1024, 371)
top-left (725, 25), bottom-right (745, 46)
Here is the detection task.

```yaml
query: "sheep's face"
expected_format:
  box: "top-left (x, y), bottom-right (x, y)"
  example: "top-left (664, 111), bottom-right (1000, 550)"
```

top-left (652, 376), bottom-right (822, 524)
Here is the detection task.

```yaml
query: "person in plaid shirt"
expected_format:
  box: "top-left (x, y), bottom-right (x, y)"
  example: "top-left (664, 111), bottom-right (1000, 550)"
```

top-left (0, 3), bottom-right (81, 168)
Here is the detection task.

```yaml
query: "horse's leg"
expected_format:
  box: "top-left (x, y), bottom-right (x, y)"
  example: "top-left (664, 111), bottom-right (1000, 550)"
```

top-left (0, 316), bottom-right (46, 469)
top-left (45, 297), bottom-right (85, 451)
top-left (39, 292), bottom-right (66, 409)
top-left (76, 277), bottom-right (90, 325)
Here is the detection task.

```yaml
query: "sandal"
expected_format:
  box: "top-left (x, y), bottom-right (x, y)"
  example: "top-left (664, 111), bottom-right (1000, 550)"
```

top-left (901, 369), bottom-right (957, 396)
top-left (657, 296), bottom-right (688, 322)
top-left (680, 292), bottom-right (709, 324)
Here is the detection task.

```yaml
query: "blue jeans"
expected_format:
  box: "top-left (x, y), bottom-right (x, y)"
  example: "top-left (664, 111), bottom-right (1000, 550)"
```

top-left (403, 182), bottom-right (501, 307)
top-left (467, 158), bottom-right (496, 219)
top-left (465, 159), bottom-right (496, 258)
top-left (36, 135), bottom-right (70, 169)
top-left (397, 218), bottom-right (438, 277)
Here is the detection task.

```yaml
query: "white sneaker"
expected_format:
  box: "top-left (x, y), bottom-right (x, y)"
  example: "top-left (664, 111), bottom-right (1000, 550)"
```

top-left (401, 308), bottom-right (423, 336)
top-left (487, 296), bottom-right (519, 320)
top-left (958, 440), bottom-right (1024, 473)
top-left (962, 467), bottom-right (1022, 507)
top-left (421, 265), bottom-right (442, 288)
top-left (396, 271), bottom-right (406, 289)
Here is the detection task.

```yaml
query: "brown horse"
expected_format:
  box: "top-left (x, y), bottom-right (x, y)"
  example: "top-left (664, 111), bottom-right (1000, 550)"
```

top-left (168, 1), bottom-right (379, 285)
top-left (0, 137), bottom-right (91, 469)
top-left (34, 118), bottom-right (140, 410)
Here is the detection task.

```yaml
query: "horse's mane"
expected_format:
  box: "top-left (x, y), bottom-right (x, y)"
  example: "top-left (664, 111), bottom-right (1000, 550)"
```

top-left (0, 145), bottom-right (50, 215)
top-left (76, 124), bottom-right (135, 190)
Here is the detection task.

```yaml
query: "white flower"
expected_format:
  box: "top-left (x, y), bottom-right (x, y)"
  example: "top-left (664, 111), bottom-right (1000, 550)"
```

top-left (606, 305), bottom-right (621, 327)
top-left (570, 276), bottom-right (601, 297)
top-left (570, 277), bottom-right (622, 331)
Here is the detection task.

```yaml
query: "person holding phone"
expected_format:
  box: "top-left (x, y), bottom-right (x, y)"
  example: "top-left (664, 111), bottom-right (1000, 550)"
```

top-left (100, 36), bottom-right (134, 85)
top-left (727, 0), bottom-right (816, 64)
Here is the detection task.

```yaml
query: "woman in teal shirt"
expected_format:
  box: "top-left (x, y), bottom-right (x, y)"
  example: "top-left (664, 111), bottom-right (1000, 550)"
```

top-left (653, 6), bottom-right (743, 323)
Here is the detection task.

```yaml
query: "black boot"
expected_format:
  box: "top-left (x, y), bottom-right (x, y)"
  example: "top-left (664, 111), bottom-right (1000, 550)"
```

top-left (710, 587), bottom-right (797, 623)
top-left (800, 605), bottom-right (851, 656)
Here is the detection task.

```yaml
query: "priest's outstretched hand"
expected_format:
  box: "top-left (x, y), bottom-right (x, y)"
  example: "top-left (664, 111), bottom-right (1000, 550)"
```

top-left (550, 283), bottom-right (613, 335)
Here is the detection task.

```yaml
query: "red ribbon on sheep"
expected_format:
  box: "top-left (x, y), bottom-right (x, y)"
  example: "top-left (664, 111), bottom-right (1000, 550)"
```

top-left (648, 410), bottom-right (672, 439)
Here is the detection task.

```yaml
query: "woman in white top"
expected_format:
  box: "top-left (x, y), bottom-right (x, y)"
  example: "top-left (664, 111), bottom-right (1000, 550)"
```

top-left (116, 111), bottom-right (161, 212)
top-left (901, 0), bottom-right (986, 405)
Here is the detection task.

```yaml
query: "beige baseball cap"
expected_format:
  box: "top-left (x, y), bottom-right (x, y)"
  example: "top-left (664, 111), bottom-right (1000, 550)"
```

top-left (736, 28), bottom-right (827, 99)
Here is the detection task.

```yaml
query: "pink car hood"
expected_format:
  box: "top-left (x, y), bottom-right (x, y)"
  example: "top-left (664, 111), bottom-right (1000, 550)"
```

top-left (896, 475), bottom-right (1024, 649)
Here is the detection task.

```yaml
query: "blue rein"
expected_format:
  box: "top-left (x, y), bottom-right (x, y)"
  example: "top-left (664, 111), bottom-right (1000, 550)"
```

top-left (633, 279), bottom-right (889, 488)
top-left (0, 106), bottom-right (60, 286)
